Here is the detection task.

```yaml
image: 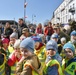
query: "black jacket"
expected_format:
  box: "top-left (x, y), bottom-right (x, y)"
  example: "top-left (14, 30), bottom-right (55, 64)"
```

top-left (5, 28), bottom-right (13, 39)
top-left (18, 23), bottom-right (28, 38)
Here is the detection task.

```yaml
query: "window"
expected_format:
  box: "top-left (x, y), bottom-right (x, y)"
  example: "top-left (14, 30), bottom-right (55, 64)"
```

top-left (73, 4), bottom-right (74, 8)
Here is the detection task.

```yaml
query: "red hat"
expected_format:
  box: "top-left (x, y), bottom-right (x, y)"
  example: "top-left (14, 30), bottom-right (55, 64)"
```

top-left (2, 38), bottom-right (9, 44)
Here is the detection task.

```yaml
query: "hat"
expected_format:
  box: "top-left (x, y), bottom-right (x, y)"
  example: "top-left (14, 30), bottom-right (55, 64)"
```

top-left (70, 31), bottom-right (76, 36)
top-left (63, 43), bottom-right (75, 53)
top-left (14, 39), bottom-right (21, 48)
top-left (31, 35), bottom-right (42, 42)
top-left (2, 38), bottom-right (9, 44)
top-left (46, 40), bottom-right (58, 51)
top-left (60, 37), bottom-right (66, 42)
top-left (20, 37), bottom-right (35, 53)
top-left (10, 32), bottom-right (18, 39)
top-left (51, 33), bottom-right (59, 38)
top-left (22, 28), bottom-right (29, 33)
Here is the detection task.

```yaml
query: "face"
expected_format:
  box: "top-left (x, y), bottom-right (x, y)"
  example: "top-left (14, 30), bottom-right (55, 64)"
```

top-left (35, 42), bottom-right (40, 49)
top-left (18, 19), bottom-right (23, 25)
top-left (24, 32), bottom-right (29, 37)
top-left (51, 38), bottom-right (58, 42)
top-left (61, 41), bottom-right (66, 45)
top-left (5, 22), bottom-right (10, 28)
top-left (64, 48), bottom-right (74, 59)
top-left (3, 43), bottom-right (9, 49)
top-left (20, 47), bottom-right (32, 58)
top-left (53, 28), bottom-right (60, 34)
top-left (46, 49), bottom-right (56, 57)
top-left (14, 48), bottom-right (20, 52)
top-left (71, 35), bottom-right (76, 44)
top-left (10, 38), bottom-right (16, 45)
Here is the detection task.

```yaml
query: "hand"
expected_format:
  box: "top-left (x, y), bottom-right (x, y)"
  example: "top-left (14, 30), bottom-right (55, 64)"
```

top-left (15, 52), bottom-right (21, 58)
top-left (19, 56), bottom-right (25, 63)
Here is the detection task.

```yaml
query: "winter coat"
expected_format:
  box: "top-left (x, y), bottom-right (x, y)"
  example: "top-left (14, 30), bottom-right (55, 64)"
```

top-left (18, 23), bottom-right (28, 38)
top-left (16, 54), bottom-right (43, 75)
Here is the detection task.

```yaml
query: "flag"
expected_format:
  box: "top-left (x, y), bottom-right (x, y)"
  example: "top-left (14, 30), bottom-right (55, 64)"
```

top-left (24, 2), bottom-right (28, 8)
top-left (25, 16), bottom-right (28, 18)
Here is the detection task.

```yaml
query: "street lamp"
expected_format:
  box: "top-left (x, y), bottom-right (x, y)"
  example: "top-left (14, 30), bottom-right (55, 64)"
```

top-left (24, 0), bottom-right (27, 23)
top-left (32, 14), bottom-right (36, 24)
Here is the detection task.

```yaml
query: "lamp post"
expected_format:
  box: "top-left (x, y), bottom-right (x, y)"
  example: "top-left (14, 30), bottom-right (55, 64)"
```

top-left (24, 0), bottom-right (27, 23)
top-left (32, 14), bottom-right (36, 24)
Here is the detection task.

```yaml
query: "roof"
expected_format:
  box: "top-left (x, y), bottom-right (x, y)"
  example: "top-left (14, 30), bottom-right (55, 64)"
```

top-left (0, 20), bottom-right (18, 25)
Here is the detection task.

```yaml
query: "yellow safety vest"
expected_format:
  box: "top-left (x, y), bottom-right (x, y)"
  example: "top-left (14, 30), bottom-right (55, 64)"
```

top-left (62, 58), bottom-right (76, 75)
top-left (44, 59), bottom-right (63, 75)
top-left (8, 45), bottom-right (14, 54)
top-left (34, 46), bottom-right (46, 68)
top-left (0, 54), bottom-right (6, 75)
top-left (11, 59), bottom-right (19, 75)
top-left (11, 63), bottom-right (16, 75)
top-left (24, 62), bottom-right (43, 75)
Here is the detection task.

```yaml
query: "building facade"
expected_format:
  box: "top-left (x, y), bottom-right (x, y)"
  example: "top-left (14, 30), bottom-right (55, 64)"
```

top-left (51, 0), bottom-right (76, 25)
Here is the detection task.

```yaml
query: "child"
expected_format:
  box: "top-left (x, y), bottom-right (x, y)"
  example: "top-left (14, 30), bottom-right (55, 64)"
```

top-left (0, 52), bottom-right (6, 75)
top-left (62, 42), bottom-right (76, 75)
top-left (2, 38), bottom-right (10, 57)
top-left (59, 37), bottom-right (66, 58)
top-left (58, 37), bottom-right (66, 54)
top-left (44, 40), bottom-right (63, 75)
top-left (8, 32), bottom-right (17, 54)
top-left (0, 36), bottom-right (10, 75)
top-left (50, 33), bottom-right (62, 65)
top-left (51, 33), bottom-right (59, 42)
top-left (7, 39), bottom-right (22, 75)
top-left (16, 37), bottom-right (43, 75)
top-left (32, 35), bottom-right (46, 69)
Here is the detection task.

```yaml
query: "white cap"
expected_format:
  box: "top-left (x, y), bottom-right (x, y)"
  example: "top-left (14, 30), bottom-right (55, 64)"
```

top-left (14, 39), bottom-right (21, 48)
top-left (10, 32), bottom-right (18, 39)
top-left (60, 37), bottom-right (66, 42)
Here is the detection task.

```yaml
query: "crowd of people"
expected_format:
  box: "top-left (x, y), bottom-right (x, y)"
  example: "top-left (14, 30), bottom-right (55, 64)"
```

top-left (0, 18), bottom-right (76, 75)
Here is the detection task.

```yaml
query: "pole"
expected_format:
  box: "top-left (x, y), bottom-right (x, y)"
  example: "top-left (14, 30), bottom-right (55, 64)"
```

top-left (14, 18), bottom-right (15, 25)
top-left (24, 0), bottom-right (26, 23)
top-left (32, 15), bottom-right (33, 24)
top-left (32, 14), bottom-right (36, 24)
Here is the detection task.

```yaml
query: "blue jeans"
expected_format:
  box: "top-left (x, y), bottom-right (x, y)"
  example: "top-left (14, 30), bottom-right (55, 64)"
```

top-left (46, 35), bottom-right (51, 43)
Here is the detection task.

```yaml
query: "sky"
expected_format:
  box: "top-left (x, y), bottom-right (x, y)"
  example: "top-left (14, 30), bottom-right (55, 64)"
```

top-left (0, 0), bottom-right (63, 24)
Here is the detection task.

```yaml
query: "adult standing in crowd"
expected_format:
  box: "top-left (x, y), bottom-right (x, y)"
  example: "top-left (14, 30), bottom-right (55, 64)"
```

top-left (18, 18), bottom-right (28, 38)
top-left (4, 22), bottom-right (13, 39)
top-left (53, 25), bottom-right (70, 44)
top-left (35, 23), bottom-right (43, 34)
top-left (0, 24), bottom-right (4, 34)
top-left (20, 28), bottom-right (33, 40)
top-left (44, 22), bottom-right (54, 43)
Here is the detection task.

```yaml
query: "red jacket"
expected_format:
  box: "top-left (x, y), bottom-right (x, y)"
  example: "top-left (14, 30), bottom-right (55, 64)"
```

top-left (7, 52), bottom-right (22, 66)
top-left (36, 27), bottom-right (43, 34)
top-left (44, 26), bottom-right (54, 36)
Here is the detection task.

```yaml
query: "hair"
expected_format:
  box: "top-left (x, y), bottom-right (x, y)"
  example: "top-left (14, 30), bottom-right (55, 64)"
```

top-left (37, 23), bottom-right (42, 28)
top-left (48, 22), bottom-right (52, 25)
top-left (19, 18), bottom-right (23, 21)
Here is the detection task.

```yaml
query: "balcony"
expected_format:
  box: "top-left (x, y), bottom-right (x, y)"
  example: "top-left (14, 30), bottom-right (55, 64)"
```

top-left (61, 8), bottom-right (65, 12)
top-left (69, 8), bottom-right (75, 13)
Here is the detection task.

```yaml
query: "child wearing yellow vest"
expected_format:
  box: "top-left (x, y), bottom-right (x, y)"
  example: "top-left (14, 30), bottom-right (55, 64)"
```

top-left (44, 40), bottom-right (63, 75)
top-left (8, 39), bottom-right (22, 75)
top-left (62, 42), bottom-right (76, 75)
top-left (32, 35), bottom-right (46, 70)
top-left (16, 37), bottom-right (43, 75)
top-left (0, 52), bottom-right (6, 75)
